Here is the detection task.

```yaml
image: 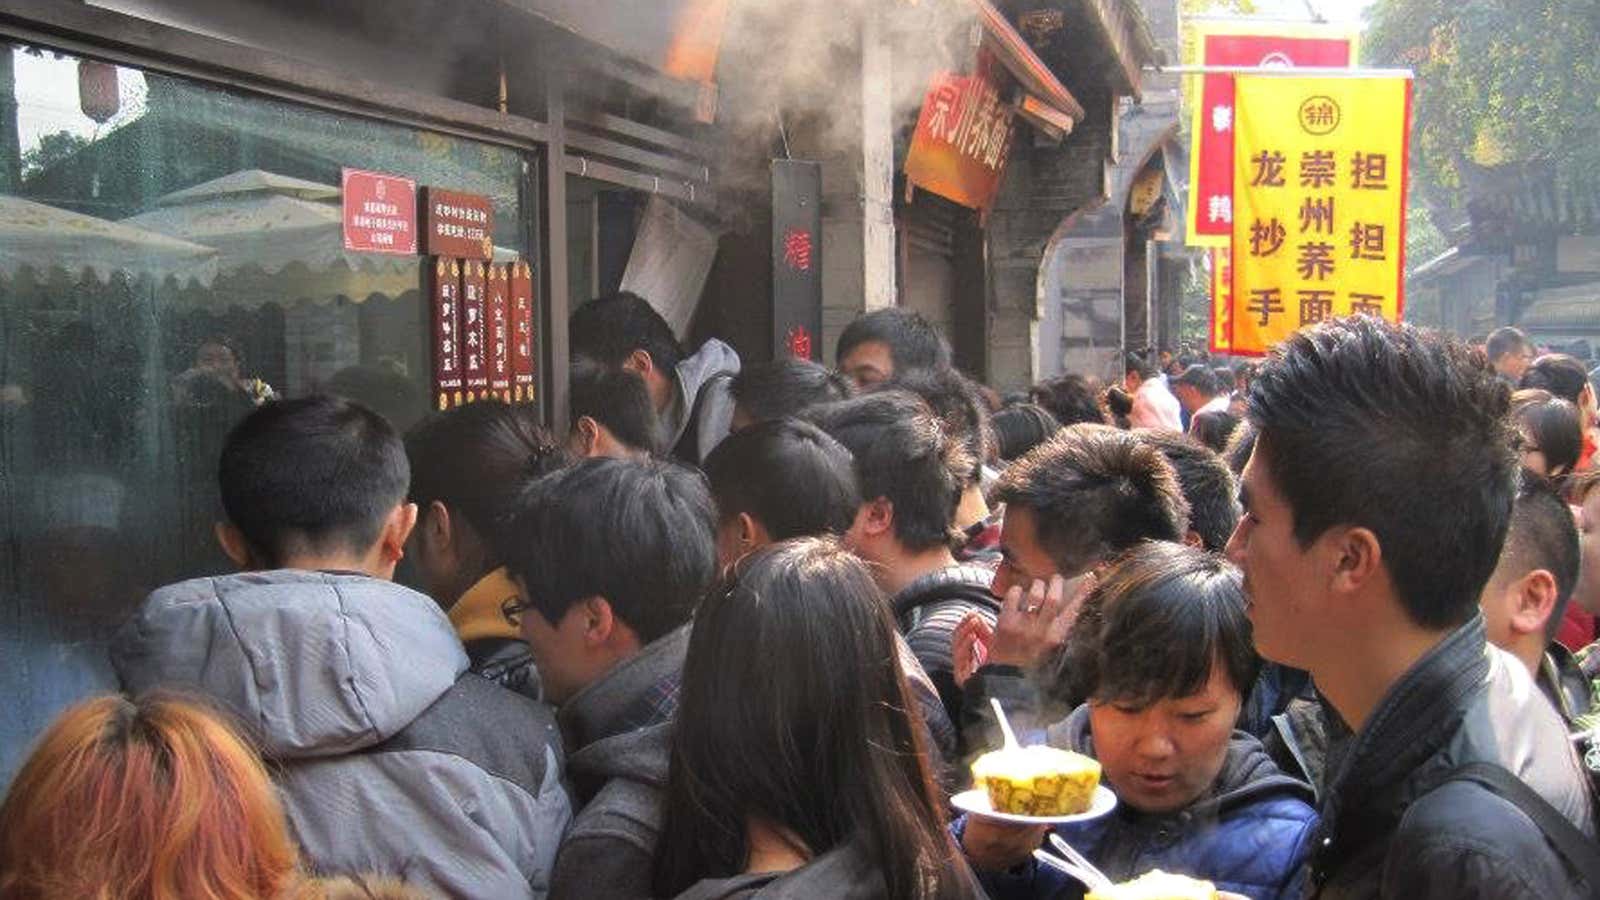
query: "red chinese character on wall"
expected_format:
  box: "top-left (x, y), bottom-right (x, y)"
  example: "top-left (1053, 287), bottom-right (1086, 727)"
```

top-left (783, 228), bottom-right (813, 272)
top-left (787, 326), bottom-right (813, 360)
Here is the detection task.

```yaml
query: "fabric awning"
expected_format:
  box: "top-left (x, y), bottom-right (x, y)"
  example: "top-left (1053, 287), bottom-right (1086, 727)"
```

top-left (0, 195), bottom-right (218, 287)
top-left (971, 0), bottom-right (1085, 125)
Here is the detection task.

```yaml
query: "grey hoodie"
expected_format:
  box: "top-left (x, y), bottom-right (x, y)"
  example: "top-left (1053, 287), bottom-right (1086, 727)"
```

top-left (111, 570), bottom-right (571, 899)
top-left (664, 338), bottom-right (740, 464)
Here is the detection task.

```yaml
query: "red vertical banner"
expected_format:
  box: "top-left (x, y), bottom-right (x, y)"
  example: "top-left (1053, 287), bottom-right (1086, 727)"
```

top-left (428, 257), bottom-right (464, 410)
top-left (487, 263), bottom-right (512, 401)
top-left (510, 260), bottom-right (537, 403)
top-left (460, 260), bottom-right (490, 400)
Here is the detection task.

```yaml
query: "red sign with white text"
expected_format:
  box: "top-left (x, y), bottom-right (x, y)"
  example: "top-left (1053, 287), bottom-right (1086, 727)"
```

top-left (903, 67), bottom-right (1015, 212)
top-left (461, 260), bottom-right (490, 398)
top-left (487, 263), bottom-right (512, 400)
top-left (510, 261), bottom-right (537, 403)
top-left (342, 168), bottom-right (417, 254)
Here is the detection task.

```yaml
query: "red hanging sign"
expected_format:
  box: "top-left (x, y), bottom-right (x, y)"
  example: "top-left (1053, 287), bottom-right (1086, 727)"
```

top-left (487, 263), bottom-right (512, 401)
top-left (460, 260), bottom-right (490, 400)
top-left (510, 260), bottom-right (537, 403)
top-left (342, 168), bottom-right (418, 255)
top-left (428, 257), bottom-right (464, 410)
top-left (421, 187), bottom-right (495, 261)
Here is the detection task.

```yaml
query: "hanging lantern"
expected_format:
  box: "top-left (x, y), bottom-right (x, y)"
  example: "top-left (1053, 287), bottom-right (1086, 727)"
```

top-left (78, 60), bottom-right (120, 124)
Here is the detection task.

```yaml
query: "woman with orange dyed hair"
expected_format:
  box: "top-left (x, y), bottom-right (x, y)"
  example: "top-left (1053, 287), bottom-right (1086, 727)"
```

top-left (0, 693), bottom-right (304, 900)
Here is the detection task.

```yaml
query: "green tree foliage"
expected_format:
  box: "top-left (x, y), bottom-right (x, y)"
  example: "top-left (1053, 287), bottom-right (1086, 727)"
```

top-left (1366, 0), bottom-right (1600, 207)
top-left (21, 130), bottom-right (88, 177)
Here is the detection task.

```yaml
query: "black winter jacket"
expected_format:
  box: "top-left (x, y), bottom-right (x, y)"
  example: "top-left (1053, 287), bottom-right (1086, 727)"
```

top-left (1306, 615), bottom-right (1596, 899)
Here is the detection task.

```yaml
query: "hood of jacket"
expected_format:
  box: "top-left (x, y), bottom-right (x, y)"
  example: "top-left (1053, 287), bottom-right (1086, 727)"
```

top-left (664, 338), bottom-right (741, 454)
top-left (112, 570), bottom-right (468, 760)
top-left (1051, 703), bottom-right (1315, 817)
top-left (560, 625), bottom-right (689, 796)
top-left (448, 566), bottom-right (522, 644)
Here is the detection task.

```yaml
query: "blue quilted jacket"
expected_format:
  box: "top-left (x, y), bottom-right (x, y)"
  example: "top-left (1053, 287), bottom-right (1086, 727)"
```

top-left (969, 705), bottom-right (1318, 900)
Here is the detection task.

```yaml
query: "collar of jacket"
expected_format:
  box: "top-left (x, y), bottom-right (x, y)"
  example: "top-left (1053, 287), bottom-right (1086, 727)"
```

top-left (558, 624), bottom-right (691, 752)
top-left (892, 564), bottom-right (999, 620)
top-left (1541, 641), bottom-right (1594, 726)
top-left (1312, 614), bottom-right (1490, 874)
top-left (449, 567), bottom-right (522, 644)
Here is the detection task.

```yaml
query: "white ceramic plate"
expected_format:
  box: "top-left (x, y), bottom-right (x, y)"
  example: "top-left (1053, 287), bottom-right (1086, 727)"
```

top-left (951, 785), bottom-right (1118, 825)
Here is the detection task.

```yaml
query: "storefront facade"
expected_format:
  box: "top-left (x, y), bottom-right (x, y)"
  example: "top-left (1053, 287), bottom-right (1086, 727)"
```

top-left (0, 0), bottom-right (720, 782)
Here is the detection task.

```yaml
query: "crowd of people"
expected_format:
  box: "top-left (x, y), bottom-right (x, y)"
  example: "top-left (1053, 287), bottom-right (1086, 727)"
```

top-left (4, 302), bottom-right (1600, 900)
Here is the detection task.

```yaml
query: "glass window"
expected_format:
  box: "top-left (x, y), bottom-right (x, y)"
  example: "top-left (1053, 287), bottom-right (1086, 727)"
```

top-left (0, 44), bottom-right (530, 783)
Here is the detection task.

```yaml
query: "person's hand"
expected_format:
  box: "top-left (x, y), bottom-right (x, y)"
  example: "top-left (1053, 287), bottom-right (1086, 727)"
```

top-left (960, 817), bottom-right (1049, 872)
top-left (988, 573), bottom-right (1096, 670)
top-left (952, 611), bottom-right (993, 688)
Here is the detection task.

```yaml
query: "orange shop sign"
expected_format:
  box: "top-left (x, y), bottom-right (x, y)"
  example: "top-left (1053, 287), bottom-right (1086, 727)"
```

top-left (904, 69), bottom-right (1015, 212)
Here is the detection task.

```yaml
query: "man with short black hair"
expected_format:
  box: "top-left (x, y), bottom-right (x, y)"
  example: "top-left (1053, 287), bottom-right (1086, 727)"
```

top-left (569, 292), bottom-right (740, 464)
top-left (114, 396), bottom-right (570, 898)
top-left (1489, 325), bottom-right (1536, 385)
top-left (501, 456), bottom-right (718, 900)
top-left (568, 358), bottom-right (658, 459)
top-left (953, 425), bottom-right (1192, 747)
top-left (1173, 364), bottom-right (1230, 420)
top-left (1125, 350), bottom-right (1183, 432)
top-left (835, 306), bottom-right (952, 387)
top-left (701, 417), bottom-right (961, 772)
top-left (806, 391), bottom-right (995, 758)
top-left (727, 357), bottom-right (852, 431)
top-left (1228, 317), bottom-right (1595, 898)
top-left (1481, 473), bottom-right (1595, 728)
top-left (887, 366), bottom-right (997, 538)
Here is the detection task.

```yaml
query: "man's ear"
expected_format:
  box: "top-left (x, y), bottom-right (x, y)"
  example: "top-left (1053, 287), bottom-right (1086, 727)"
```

top-left (378, 503), bottom-right (420, 568)
top-left (623, 348), bottom-right (655, 379)
top-left (1328, 525), bottom-right (1383, 596)
top-left (737, 512), bottom-right (772, 550)
top-left (579, 595), bottom-right (618, 647)
top-left (862, 497), bottom-right (894, 537)
top-left (1183, 529), bottom-right (1205, 549)
top-left (214, 521), bottom-right (255, 570)
top-left (423, 500), bottom-right (452, 548)
top-left (1511, 569), bottom-right (1561, 638)
top-left (576, 416), bottom-right (603, 457)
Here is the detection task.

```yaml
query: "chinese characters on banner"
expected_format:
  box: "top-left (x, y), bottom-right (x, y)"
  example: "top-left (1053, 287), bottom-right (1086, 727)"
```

top-left (460, 260), bottom-right (490, 399)
top-left (510, 261), bottom-right (537, 403)
top-left (1229, 75), bottom-right (1412, 356)
top-left (903, 67), bottom-right (1015, 212)
top-left (429, 258), bottom-right (463, 411)
top-left (486, 263), bottom-right (512, 400)
top-left (1183, 21), bottom-right (1359, 248)
top-left (1210, 247), bottom-right (1232, 354)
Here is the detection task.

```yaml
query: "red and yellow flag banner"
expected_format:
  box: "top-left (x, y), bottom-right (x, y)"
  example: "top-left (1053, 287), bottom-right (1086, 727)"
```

top-left (1228, 74), bottom-right (1412, 356)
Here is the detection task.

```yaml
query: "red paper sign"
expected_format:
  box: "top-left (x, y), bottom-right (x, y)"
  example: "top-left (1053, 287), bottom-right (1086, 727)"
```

top-left (903, 68), bottom-right (1014, 212)
top-left (422, 187), bottom-right (494, 261)
top-left (429, 257), bottom-right (463, 410)
top-left (487, 263), bottom-right (512, 401)
top-left (342, 168), bottom-right (417, 255)
top-left (1190, 32), bottom-right (1355, 243)
top-left (460, 260), bottom-right (490, 398)
top-left (510, 260), bottom-right (536, 403)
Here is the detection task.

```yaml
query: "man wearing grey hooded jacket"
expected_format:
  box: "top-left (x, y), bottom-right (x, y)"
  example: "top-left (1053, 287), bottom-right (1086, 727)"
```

top-left (113, 396), bottom-right (571, 899)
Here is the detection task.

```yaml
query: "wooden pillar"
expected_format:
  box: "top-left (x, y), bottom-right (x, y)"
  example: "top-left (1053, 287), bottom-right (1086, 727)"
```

top-left (539, 70), bottom-right (571, 434)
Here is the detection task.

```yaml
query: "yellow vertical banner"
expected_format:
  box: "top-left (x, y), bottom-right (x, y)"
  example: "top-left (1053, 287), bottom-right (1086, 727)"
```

top-left (1229, 75), bottom-right (1412, 356)
top-left (1210, 247), bottom-right (1232, 354)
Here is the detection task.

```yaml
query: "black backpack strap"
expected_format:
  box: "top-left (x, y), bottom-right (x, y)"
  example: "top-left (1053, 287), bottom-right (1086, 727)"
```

top-left (1432, 762), bottom-right (1600, 890)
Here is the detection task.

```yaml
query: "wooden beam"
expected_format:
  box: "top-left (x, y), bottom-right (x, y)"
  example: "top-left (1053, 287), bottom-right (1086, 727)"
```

top-left (564, 129), bottom-right (709, 182)
top-left (568, 109), bottom-right (712, 161)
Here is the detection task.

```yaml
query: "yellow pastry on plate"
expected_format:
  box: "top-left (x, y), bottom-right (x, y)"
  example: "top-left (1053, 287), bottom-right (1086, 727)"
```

top-left (969, 744), bottom-right (1102, 816)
